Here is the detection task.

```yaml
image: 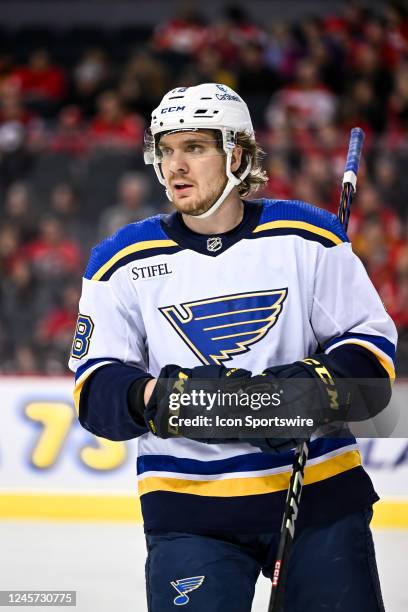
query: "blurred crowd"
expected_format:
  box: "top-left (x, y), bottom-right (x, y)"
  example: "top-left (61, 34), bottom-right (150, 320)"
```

top-left (1, 1), bottom-right (408, 374)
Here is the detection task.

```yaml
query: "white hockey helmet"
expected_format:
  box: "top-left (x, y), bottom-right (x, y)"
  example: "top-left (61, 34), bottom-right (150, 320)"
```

top-left (144, 83), bottom-right (254, 219)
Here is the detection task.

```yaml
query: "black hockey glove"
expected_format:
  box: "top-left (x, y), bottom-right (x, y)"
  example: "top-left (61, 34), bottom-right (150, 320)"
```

top-left (143, 364), bottom-right (252, 439)
top-left (243, 355), bottom-right (353, 454)
top-left (265, 356), bottom-right (352, 424)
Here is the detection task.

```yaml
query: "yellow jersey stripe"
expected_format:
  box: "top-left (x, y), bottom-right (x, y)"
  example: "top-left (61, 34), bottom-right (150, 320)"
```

top-left (138, 449), bottom-right (361, 497)
top-left (73, 378), bottom-right (86, 415)
top-left (253, 220), bottom-right (343, 246)
top-left (73, 369), bottom-right (98, 414)
top-left (91, 239), bottom-right (178, 281)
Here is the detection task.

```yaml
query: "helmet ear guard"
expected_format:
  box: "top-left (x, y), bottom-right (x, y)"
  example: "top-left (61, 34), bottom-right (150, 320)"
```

top-left (144, 83), bottom-right (254, 218)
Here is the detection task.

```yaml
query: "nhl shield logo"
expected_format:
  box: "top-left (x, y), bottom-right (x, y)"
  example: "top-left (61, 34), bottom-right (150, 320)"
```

top-left (207, 237), bottom-right (222, 252)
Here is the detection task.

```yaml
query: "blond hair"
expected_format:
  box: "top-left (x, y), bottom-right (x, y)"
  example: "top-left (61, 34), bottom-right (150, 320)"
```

top-left (235, 131), bottom-right (268, 197)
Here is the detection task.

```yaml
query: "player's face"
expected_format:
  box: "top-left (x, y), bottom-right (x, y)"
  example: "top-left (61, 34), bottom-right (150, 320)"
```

top-left (158, 131), bottom-right (228, 216)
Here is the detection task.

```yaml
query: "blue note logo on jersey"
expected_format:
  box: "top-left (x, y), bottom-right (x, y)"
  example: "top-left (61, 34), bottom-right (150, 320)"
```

top-left (160, 289), bottom-right (288, 365)
top-left (171, 575), bottom-right (205, 606)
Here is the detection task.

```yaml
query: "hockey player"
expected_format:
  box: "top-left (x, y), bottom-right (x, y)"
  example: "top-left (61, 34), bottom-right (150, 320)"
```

top-left (70, 84), bottom-right (396, 611)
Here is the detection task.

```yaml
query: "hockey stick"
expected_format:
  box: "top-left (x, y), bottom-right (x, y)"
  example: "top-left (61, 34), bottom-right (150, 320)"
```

top-left (267, 127), bottom-right (365, 612)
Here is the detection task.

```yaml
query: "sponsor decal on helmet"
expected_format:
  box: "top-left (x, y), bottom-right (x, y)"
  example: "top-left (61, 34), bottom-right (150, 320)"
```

top-left (216, 93), bottom-right (240, 101)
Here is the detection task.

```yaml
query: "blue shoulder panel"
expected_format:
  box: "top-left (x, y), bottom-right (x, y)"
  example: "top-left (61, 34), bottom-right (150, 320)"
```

top-left (256, 199), bottom-right (349, 245)
top-left (84, 215), bottom-right (181, 281)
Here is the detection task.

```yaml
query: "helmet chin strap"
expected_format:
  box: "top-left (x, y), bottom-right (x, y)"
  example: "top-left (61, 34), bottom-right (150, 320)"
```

top-left (161, 148), bottom-right (252, 220)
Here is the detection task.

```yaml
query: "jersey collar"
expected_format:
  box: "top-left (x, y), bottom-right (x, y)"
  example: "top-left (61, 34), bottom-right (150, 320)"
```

top-left (160, 200), bottom-right (263, 257)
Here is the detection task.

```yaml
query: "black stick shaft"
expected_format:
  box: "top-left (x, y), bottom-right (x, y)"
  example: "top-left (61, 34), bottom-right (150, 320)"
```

top-left (267, 442), bottom-right (309, 612)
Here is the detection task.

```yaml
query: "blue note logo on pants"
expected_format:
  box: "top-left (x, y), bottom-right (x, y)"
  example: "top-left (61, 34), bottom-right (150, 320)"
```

top-left (170, 576), bottom-right (205, 606)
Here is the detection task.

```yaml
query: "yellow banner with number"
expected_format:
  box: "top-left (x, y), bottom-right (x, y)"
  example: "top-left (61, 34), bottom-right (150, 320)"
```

top-left (0, 378), bottom-right (407, 528)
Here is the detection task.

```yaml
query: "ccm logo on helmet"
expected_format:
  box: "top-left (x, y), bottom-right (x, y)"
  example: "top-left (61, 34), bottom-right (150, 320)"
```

top-left (161, 106), bottom-right (186, 114)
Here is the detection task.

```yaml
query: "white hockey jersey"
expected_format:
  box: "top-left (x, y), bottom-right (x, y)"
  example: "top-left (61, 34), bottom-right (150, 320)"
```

top-left (69, 199), bottom-right (397, 534)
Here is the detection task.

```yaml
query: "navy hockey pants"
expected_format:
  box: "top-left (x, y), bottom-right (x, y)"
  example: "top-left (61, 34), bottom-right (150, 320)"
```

top-left (144, 508), bottom-right (385, 612)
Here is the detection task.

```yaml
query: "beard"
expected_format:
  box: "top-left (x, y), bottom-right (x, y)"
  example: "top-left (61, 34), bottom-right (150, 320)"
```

top-left (171, 176), bottom-right (228, 217)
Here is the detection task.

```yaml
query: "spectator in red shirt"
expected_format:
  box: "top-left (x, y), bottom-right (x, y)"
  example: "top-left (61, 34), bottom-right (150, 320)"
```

top-left (266, 58), bottom-right (336, 130)
top-left (36, 283), bottom-right (80, 347)
top-left (88, 90), bottom-right (144, 150)
top-left (363, 16), bottom-right (401, 70)
top-left (152, 6), bottom-right (208, 57)
top-left (48, 105), bottom-right (88, 156)
top-left (10, 49), bottom-right (66, 115)
top-left (0, 79), bottom-right (41, 130)
top-left (23, 215), bottom-right (82, 281)
top-left (262, 155), bottom-right (292, 200)
top-left (205, 6), bottom-right (266, 66)
top-left (384, 2), bottom-right (408, 62)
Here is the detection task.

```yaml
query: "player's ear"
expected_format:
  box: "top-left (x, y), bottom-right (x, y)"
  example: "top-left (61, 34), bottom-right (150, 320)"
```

top-left (231, 145), bottom-right (243, 172)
